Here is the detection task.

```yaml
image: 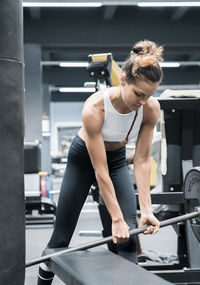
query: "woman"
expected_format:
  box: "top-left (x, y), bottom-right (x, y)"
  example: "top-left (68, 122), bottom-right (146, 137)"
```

top-left (37, 40), bottom-right (163, 284)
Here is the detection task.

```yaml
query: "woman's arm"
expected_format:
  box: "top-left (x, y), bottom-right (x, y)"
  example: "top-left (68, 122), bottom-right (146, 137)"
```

top-left (134, 98), bottom-right (160, 234)
top-left (82, 101), bottom-right (130, 244)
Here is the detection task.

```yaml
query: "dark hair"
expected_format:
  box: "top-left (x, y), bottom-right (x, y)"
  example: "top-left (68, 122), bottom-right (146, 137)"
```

top-left (123, 40), bottom-right (164, 84)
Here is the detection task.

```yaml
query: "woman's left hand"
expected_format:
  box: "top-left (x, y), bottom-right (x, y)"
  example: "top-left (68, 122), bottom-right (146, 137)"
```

top-left (140, 212), bottom-right (160, 235)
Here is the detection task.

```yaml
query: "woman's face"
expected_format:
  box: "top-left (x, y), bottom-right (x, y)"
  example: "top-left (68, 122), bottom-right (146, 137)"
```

top-left (120, 75), bottom-right (159, 111)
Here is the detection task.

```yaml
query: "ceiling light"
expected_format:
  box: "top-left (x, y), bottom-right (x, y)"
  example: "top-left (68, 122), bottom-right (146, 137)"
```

top-left (59, 87), bottom-right (95, 92)
top-left (160, 62), bottom-right (181, 68)
top-left (138, 1), bottom-right (200, 7)
top-left (23, 2), bottom-right (102, 7)
top-left (59, 62), bottom-right (88, 67)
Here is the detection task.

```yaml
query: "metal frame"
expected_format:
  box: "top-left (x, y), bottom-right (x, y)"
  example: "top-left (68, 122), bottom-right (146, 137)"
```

top-left (153, 268), bottom-right (200, 284)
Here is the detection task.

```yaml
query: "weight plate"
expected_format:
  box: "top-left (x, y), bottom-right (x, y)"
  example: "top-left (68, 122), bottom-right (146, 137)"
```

top-left (184, 167), bottom-right (200, 242)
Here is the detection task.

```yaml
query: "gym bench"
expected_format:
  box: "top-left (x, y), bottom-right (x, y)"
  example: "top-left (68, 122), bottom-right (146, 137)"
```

top-left (47, 248), bottom-right (172, 285)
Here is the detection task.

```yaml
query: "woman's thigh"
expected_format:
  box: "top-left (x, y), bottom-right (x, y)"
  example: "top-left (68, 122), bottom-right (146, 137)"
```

top-left (48, 150), bottom-right (95, 247)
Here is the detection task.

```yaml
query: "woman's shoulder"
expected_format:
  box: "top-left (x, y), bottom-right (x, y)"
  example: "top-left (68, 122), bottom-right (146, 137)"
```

top-left (84, 90), bottom-right (104, 111)
top-left (82, 90), bottom-right (105, 127)
top-left (143, 96), bottom-right (160, 124)
top-left (144, 96), bottom-right (160, 113)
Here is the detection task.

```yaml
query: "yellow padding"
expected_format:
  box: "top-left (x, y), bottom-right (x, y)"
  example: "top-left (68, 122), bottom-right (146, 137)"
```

top-left (92, 54), bottom-right (108, 62)
top-left (39, 171), bottom-right (48, 176)
top-left (150, 156), bottom-right (157, 187)
top-left (111, 60), bottom-right (121, 87)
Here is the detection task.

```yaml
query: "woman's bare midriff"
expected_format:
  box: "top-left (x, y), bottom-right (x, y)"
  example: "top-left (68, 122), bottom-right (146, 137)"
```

top-left (78, 128), bottom-right (125, 152)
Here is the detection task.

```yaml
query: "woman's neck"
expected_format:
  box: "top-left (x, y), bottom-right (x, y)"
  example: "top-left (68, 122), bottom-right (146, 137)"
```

top-left (109, 86), bottom-right (133, 114)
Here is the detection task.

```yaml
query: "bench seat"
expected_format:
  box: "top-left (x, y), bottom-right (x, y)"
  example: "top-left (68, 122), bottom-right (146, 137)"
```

top-left (47, 248), bottom-right (172, 285)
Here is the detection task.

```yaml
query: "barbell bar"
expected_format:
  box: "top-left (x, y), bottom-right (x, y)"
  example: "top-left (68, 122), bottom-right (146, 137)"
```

top-left (26, 210), bottom-right (200, 268)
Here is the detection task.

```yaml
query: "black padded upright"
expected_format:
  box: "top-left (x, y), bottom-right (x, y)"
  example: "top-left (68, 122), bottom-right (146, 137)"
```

top-left (193, 110), bottom-right (200, 166)
top-left (162, 110), bottom-right (182, 192)
top-left (24, 141), bottom-right (41, 173)
top-left (0, 0), bottom-right (25, 284)
top-left (49, 249), bottom-right (172, 285)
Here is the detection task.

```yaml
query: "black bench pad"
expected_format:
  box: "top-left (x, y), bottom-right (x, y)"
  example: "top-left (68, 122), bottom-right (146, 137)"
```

top-left (48, 249), bottom-right (172, 285)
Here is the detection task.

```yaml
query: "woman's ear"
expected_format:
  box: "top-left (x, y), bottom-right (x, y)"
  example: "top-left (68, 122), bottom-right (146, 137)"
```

top-left (120, 73), bottom-right (126, 86)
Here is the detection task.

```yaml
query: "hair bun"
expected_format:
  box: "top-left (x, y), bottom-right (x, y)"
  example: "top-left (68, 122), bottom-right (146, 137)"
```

top-left (132, 40), bottom-right (163, 62)
top-left (124, 39), bottom-right (163, 83)
top-left (130, 40), bottom-right (163, 75)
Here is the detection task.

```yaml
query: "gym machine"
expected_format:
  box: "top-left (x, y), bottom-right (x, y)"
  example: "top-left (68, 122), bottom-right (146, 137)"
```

top-left (24, 141), bottom-right (56, 225)
top-left (151, 94), bottom-right (200, 283)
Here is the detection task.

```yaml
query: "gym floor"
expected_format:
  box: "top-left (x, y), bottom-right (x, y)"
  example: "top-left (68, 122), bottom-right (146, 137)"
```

top-left (25, 177), bottom-right (177, 285)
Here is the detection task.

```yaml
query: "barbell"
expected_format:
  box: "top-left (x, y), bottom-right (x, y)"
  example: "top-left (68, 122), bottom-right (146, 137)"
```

top-left (26, 209), bottom-right (200, 268)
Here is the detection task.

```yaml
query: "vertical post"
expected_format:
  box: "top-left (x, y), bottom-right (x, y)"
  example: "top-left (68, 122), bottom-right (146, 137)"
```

top-left (24, 44), bottom-right (42, 141)
top-left (42, 83), bottom-right (52, 174)
top-left (0, 0), bottom-right (25, 284)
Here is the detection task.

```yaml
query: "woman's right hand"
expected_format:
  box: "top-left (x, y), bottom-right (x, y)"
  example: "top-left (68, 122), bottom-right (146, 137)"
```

top-left (112, 219), bottom-right (130, 244)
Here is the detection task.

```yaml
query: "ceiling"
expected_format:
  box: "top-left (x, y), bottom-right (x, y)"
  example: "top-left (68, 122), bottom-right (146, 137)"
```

top-left (23, 2), bottom-right (200, 100)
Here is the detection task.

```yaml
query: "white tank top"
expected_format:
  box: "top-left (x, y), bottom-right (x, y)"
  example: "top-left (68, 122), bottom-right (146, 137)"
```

top-left (101, 89), bottom-right (143, 145)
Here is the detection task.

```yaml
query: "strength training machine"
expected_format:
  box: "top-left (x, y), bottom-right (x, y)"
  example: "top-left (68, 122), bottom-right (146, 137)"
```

top-left (24, 141), bottom-right (56, 225)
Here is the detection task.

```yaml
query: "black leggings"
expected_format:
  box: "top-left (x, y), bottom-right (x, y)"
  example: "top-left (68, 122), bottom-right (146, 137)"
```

top-left (47, 135), bottom-right (137, 262)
